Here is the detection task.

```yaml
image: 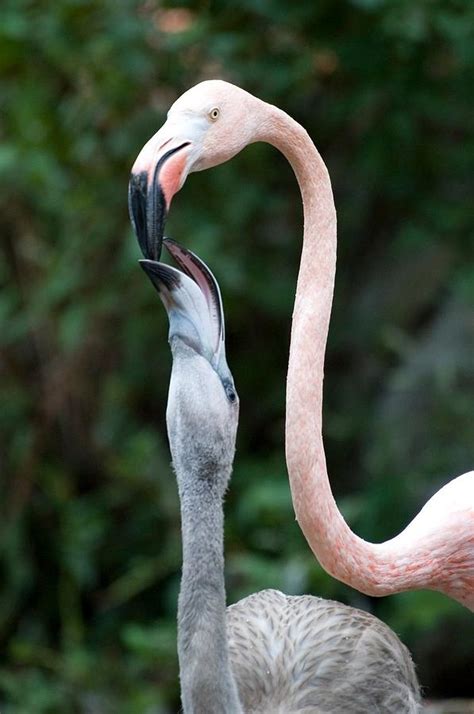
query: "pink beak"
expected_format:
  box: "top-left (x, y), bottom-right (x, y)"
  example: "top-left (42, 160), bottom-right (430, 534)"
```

top-left (128, 132), bottom-right (191, 261)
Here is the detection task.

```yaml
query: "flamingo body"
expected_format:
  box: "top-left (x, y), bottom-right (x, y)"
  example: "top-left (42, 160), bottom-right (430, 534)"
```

top-left (227, 589), bottom-right (420, 713)
top-left (150, 244), bottom-right (420, 712)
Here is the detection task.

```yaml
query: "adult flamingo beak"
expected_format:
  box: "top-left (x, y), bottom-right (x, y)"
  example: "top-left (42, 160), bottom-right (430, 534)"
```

top-left (128, 132), bottom-right (192, 261)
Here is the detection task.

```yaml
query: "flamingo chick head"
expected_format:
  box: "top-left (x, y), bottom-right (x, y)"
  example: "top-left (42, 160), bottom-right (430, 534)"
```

top-left (141, 237), bottom-right (239, 487)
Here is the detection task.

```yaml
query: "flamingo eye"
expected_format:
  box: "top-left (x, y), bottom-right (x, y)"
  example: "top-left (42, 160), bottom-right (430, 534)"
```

top-left (223, 381), bottom-right (237, 403)
top-left (209, 107), bottom-right (220, 122)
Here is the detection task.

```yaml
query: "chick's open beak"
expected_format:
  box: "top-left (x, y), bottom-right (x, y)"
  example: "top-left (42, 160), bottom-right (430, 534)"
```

top-left (139, 239), bottom-right (225, 368)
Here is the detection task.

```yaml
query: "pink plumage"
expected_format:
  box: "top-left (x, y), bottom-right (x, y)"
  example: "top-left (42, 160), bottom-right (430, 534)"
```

top-left (129, 79), bottom-right (474, 610)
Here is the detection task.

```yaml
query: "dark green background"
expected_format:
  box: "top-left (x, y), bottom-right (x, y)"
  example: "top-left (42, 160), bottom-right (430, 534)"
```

top-left (1, 0), bottom-right (473, 710)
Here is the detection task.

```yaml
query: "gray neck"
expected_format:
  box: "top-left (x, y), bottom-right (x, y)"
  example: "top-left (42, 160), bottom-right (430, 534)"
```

top-left (176, 465), bottom-right (242, 714)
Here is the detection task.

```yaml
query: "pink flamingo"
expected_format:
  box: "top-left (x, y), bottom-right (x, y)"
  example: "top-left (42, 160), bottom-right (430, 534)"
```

top-left (129, 80), bottom-right (474, 610)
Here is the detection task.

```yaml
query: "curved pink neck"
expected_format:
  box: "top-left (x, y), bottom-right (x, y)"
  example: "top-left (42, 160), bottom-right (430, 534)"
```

top-left (257, 103), bottom-right (449, 599)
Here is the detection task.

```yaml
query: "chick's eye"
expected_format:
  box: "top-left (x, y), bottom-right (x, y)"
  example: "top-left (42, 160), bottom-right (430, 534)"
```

top-left (224, 383), bottom-right (236, 403)
top-left (209, 107), bottom-right (220, 121)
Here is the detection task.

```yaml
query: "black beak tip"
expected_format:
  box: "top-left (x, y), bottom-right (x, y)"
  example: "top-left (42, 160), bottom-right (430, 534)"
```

top-left (128, 172), bottom-right (150, 258)
top-left (128, 171), bottom-right (166, 262)
top-left (139, 258), bottom-right (155, 273)
top-left (139, 259), bottom-right (181, 293)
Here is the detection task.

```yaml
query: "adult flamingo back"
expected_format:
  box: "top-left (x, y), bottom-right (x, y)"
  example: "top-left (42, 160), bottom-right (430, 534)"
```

top-left (129, 80), bottom-right (474, 610)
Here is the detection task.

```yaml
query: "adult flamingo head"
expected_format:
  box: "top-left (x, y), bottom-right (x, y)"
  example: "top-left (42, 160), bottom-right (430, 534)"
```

top-left (128, 80), bottom-right (266, 261)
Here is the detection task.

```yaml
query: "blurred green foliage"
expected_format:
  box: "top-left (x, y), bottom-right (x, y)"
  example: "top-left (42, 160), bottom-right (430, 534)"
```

top-left (1, 0), bottom-right (473, 710)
